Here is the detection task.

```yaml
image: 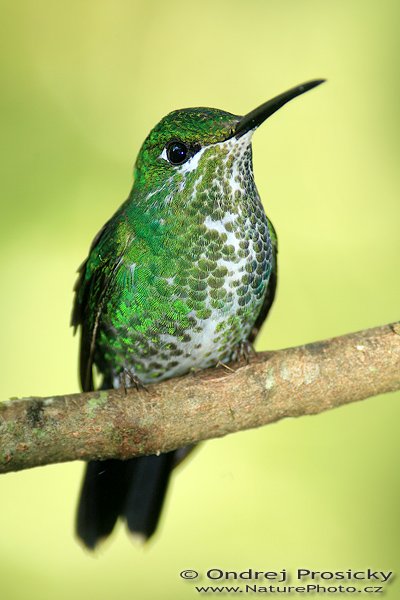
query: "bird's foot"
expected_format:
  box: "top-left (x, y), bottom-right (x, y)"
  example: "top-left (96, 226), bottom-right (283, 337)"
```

top-left (215, 341), bottom-right (257, 372)
top-left (232, 340), bottom-right (257, 365)
top-left (119, 369), bottom-right (149, 395)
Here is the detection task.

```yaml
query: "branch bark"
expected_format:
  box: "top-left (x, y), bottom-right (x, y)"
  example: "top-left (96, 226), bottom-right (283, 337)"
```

top-left (1, 322), bottom-right (399, 474)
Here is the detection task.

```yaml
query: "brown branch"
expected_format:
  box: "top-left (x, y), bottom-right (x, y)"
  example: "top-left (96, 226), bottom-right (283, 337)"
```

top-left (1, 322), bottom-right (399, 474)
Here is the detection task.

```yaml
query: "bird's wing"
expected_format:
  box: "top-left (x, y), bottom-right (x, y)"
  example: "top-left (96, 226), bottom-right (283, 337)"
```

top-left (248, 217), bottom-right (278, 343)
top-left (71, 218), bottom-right (123, 392)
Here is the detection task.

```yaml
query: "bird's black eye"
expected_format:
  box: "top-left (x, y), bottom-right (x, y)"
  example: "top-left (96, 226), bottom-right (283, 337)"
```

top-left (166, 141), bottom-right (189, 166)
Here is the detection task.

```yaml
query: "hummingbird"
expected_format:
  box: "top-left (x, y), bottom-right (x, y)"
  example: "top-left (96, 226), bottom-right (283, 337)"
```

top-left (71, 79), bottom-right (324, 549)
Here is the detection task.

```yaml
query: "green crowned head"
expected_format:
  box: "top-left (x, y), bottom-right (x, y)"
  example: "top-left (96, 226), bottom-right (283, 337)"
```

top-left (133, 107), bottom-right (240, 186)
top-left (132, 80), bottom-right (325, 201)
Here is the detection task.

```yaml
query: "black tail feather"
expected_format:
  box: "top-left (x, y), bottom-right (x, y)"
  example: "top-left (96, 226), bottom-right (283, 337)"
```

top-left (76, 453), bottom-right (175, 549)
top-left (124, 452), bottom-right (175, 539)
top-left (76, 459), bottom-right (131, 549)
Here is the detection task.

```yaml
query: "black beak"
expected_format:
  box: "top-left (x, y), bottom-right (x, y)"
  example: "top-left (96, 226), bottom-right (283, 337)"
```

top-left (234, 79), bottom-right (326, 138)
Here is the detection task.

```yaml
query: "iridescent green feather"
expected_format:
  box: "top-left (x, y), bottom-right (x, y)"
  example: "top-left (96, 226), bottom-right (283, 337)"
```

top-left (72, 107), bottom-right (276, 389)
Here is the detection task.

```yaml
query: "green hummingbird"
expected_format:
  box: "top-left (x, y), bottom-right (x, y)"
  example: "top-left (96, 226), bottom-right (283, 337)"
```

top-left (72, 79), bottom-right (324, 549)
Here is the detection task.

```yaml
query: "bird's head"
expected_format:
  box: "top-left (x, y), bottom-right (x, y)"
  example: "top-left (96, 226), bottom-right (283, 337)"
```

top-left (133, 80), bottom-right (325, 209)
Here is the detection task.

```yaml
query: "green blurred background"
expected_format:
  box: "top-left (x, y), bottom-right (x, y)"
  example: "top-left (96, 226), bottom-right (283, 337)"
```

top-left (1, 0), bottom-right (399, 598)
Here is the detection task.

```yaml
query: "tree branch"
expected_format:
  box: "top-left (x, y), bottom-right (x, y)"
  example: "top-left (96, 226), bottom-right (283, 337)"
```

top-left (1, 322), bottom-right (399, 474)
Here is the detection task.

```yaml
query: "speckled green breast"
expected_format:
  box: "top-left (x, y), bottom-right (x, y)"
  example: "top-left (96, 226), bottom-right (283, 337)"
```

top-left (94, 134), bottom-right (273, 385)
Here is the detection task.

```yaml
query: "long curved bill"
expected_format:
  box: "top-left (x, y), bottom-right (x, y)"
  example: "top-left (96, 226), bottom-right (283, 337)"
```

top-left (234, 79), bottom-right (325, 138)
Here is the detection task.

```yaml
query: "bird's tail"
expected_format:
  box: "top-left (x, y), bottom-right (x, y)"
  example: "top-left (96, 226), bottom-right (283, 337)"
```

top-left (76, 453), bottom-right (176, 549)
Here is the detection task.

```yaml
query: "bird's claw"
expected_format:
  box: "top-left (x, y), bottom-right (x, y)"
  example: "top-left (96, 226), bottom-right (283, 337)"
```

top-left (118, 369), bottom-right (149, 395)
top-left (233, 340), bottom-right (257, 365)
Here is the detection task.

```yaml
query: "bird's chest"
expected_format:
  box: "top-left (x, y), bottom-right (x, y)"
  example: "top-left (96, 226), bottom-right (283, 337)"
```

top-left (100, 210), bottom-right (272, 384)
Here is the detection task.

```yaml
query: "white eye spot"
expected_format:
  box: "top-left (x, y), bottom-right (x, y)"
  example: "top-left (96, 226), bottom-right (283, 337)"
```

top-left (159, 148), bottom-right (168, 162)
